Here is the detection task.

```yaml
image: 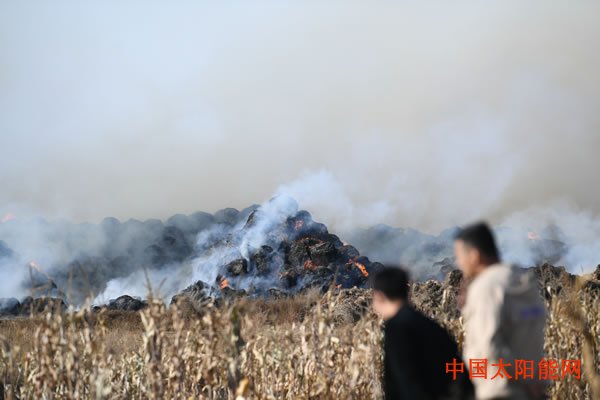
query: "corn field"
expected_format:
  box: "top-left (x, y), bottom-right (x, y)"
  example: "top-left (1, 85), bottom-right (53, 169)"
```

top-left (0, 285), bottom-right (598, 399)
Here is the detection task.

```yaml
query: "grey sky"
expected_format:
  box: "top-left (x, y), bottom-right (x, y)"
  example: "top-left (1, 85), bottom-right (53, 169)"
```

top-left (1, 1), bottom-right (599, 231)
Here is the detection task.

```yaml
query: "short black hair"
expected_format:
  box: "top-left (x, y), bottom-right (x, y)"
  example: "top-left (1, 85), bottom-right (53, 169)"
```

top-left (454, 221), bottom-right (500, 261)
top-left (371, 266), bottom-right (409, 300)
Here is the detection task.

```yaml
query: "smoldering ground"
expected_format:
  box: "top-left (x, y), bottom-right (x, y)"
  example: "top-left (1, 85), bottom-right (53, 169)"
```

top-left (1, 2), bottom-right (600, 301)
top-left (1, 176), bottom-right (599, 306)
top-left (1, 1), bottom-right (599, 228)
top-left (0, 193), bottom-right (378, 305)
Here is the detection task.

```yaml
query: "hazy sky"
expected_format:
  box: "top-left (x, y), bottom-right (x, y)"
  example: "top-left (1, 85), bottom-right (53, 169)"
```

top-left (1, 1), bottom-right (599, 231)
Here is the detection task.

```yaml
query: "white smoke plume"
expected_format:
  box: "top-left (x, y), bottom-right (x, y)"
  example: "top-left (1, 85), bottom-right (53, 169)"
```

top-left (1, 1), bottom-right (599, 231)
top-left (498, 204), bottom-right (600, 273)
top-left (94, 195), bottom-right (302, 303)
top-left (1, 1), bottom-right (600, 303)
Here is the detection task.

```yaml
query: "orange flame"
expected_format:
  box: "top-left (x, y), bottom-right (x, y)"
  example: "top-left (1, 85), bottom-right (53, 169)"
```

top-left (219, 277), bottom-right (230, 290)
top-left (354, 261), bottom-right (369, 278)
top-left (28, 261), bottom-right (43, 273)
top-left (527, 232), bottom-right (539, 240)
top-left (1, 213), bottom-right (15, 223)
top-left (347, 258), bottom-right (369, 278)
top-left (303, 259), bottom-right (317, 271)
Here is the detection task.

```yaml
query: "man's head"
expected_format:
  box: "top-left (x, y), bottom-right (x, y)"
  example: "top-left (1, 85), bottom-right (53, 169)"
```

top-left (453, 222), bottom-right (500, 279)
top-left (371, 266), bottom-right (409, 320)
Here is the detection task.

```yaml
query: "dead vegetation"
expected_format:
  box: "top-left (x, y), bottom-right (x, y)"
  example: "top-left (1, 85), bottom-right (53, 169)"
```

top-left (0, 282), bottom-right (599, 399)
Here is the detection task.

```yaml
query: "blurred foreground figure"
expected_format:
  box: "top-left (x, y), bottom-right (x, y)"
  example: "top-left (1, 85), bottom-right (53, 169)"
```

top-left (454, 222), bottom-right (547, 400)
top-left (372, 267), bottom-right (474, 400)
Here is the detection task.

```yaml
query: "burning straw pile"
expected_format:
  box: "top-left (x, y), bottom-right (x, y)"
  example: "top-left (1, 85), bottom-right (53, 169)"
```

top-left (0, 196), bottom-right (381, 311)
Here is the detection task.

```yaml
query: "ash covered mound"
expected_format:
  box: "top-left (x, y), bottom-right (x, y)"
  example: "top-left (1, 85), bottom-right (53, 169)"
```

top-left (168, 196), bottom-right (383, 308)
top-left (0, 196), bottom-right (382, 311)
top-left (2, 195), bottom-right (599, 315)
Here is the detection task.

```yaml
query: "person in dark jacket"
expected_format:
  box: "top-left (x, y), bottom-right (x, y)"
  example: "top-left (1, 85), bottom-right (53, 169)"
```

top-left (372, 267), bottom-right (474, 400)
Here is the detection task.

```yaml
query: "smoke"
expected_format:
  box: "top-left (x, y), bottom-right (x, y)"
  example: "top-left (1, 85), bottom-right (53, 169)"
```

top-left (94, 195), bottom-right (302, 303)
top-left (1, 174), bottom-right (599, 306)
top-left (1, 1), bottom-right (600, 300)
top-left (1, 1), bottom-right (599, 232)
top-left (497, 204), bottom-right (600, 273)
top-left (274, 171), bottom-right (393, 233)
top-left (0, 215), bottom-right (166, 302)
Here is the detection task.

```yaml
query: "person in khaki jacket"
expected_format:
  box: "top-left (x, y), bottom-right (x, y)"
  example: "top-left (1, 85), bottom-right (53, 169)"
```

top-left (454, 222), bottom-right (547, 400)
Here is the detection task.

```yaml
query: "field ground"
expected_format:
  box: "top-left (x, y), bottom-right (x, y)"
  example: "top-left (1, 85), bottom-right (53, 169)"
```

top-left (0, 282), bottom-right (599, 399)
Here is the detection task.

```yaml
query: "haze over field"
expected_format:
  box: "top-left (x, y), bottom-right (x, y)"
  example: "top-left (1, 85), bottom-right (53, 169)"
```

top-left (1, 2), bottom-right (600, 279)
top-left (1, 1), bottom-right (599, 229)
